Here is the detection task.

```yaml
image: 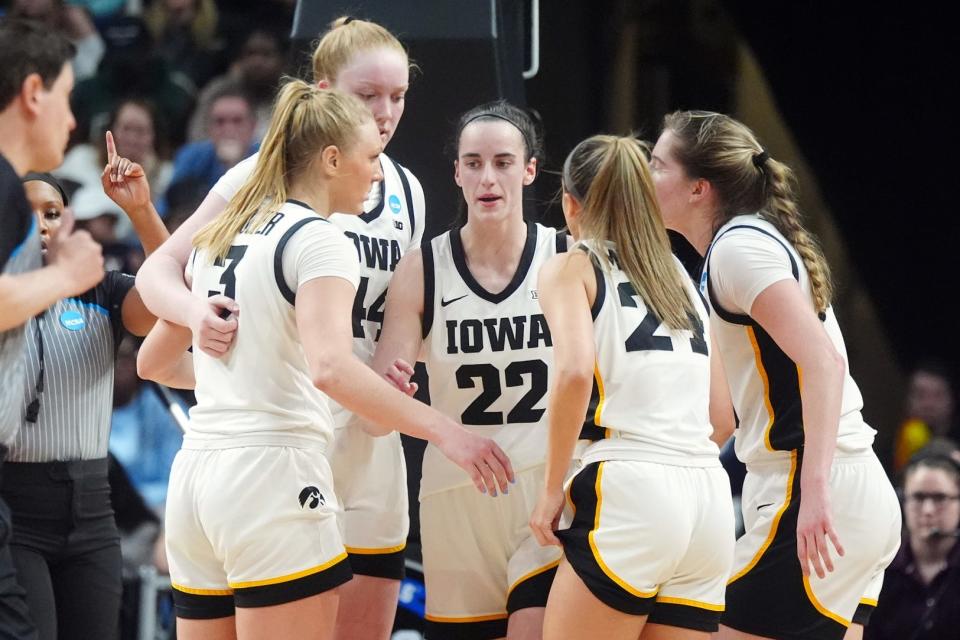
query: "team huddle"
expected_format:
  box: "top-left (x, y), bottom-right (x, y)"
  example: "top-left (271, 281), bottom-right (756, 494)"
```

top-left (122, 17), bottom-right (900, 640)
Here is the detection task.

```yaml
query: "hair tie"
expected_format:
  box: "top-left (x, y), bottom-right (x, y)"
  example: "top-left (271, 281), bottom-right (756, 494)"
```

top-left (343, 16), bottom-right (355, 24)
top-left (752, 150), bottom-right (769, 169)
top-left (562, 150), bottom-right (583, 202)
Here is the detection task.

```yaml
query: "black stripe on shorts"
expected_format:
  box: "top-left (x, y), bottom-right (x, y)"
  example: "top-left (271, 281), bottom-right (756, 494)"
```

top-left (648, 600), bottom-right (722, 633)
top-left (232, 555), bottom-right (352, 609)
top-left (424, 615), bottom-right (508, 640)
top-left (172, 589), bottom-right (235, 620)
top-left (347, 548), bottom-right (406, 580)
top-left (506, 561), bottom-right (558, 613)
top-left (852, 601), bottom-right (875, 626)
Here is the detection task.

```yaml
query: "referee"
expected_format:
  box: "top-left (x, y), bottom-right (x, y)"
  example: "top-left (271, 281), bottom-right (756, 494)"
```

top-left (1, 144), bottom-right (167, 640)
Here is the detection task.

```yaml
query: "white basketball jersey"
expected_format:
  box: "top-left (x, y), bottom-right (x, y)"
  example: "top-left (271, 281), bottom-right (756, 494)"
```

top-left (187, 200), bottom-right (359, 449)
top-left (213, 152), bottom-right (424, 428)
top-left (704, 215), bottom-right (876, 466)
top-left (580, 242), bottom-right (719, 467)
top-left (419, 222), bottom-right (567, 496)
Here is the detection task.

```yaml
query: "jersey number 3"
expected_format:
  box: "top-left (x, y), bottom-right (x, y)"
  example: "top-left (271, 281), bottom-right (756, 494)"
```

top-left (617, 282), bottom-right (707, 355)
top-left (207, 245), bottom-right (247, 300)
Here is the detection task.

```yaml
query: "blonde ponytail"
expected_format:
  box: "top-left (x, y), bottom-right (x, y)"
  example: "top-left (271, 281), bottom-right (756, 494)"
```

top-left (193, 80), bottom-right (372, 262)
top-left (565, 135), bottom-right (696, 331)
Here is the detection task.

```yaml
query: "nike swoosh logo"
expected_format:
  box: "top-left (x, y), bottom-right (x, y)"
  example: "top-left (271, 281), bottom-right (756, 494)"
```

top-left (757, 502), bottom-right (775, 510)
top-left (441, 294), bottom-right (468, 307)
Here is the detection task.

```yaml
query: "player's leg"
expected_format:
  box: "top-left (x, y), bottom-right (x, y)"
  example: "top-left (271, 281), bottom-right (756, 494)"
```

top-left (329, 429), bottom-right (408, 640)
top-left (235, 590), bottom-right (340, 640)
top-left (177, 617), bottom-right (237, 640)
top-left (543, 560), bottom-right (646, 640)
top-left (332, 575), bottom-right (401, 640)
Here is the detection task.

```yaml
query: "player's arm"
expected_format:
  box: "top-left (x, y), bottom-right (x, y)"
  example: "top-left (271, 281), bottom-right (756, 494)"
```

top-left (0, 211), bottom-right (103, 332)
top-left (134, 191), bottom-right (238, 355)
top-left (529, 252), bottom-right (597, 547)
top-left (750, 279), bottom-right (846, 579)
top-left (366, 249), bottom-right (426, 436)
top-left (98, 131), bottom-right (170, 336)
top-left (708, 326), bottom-right (735, 447)
top-left (297, 274), bottom-right (513, 495)
top-left (137, 319), bottom-right (196, 389)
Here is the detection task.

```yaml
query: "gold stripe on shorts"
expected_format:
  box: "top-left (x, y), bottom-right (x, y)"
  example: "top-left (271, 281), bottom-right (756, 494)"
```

top-left (424, 613), bottom-right (509, 623)
top-left (656, 595), bottom-right (725, 612)
top-left (803, 574), bottom-right (850, 627)
top-left (344, 543), bottom-right (406, 555)
top-left (228, 551), bottom-right (349, 589)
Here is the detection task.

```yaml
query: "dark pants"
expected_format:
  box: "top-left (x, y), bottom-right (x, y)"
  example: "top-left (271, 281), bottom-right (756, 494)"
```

top-left (1, 458), bottom-right (121, 640)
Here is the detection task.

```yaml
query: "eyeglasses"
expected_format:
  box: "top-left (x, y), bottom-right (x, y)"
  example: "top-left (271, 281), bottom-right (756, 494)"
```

top-left (905, 492), bottom-right (960, 508)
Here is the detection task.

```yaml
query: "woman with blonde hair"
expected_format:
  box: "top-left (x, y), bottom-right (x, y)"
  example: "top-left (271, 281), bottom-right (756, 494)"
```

top-left (650, 111), bottom-right (901, 640)
top-left (135, 17), bottom-right (432, 638)
top-left (529, 134), bottom-right (734, 640)
top-left (141, 79), bottom-right (511, 640)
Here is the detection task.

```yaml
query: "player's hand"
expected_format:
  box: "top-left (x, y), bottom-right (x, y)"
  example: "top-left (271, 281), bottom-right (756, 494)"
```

top-left (47, 207), bottom-right (104, 295)
top-left (529, 487), bottom-right (565, 547)
top-left (101, 130), bottom-right (152, 213)
top-left (796, 484), bottom-right (844, 579)
top-left (436, 426), bottom-right (514, 496)
top-left (188, 295), bottom-right (239, 357)
top-left (384, 358), bottom-right (418, 397)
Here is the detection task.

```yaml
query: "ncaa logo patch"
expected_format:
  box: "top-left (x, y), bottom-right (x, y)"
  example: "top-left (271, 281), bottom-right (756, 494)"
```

top-left (59, 310), bottom-right (85, 331)
top-left (299, 486), bottom-right (325, 509)
top-left (388, 194), bottom-right (402, 214)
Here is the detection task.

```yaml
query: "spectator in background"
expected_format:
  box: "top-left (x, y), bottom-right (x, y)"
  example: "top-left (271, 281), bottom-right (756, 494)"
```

top-left (7, 0), bottom-right (105, 80)
top-left (866, 445), bottom-right (960, 639)
top-left (187, 28), bottom-right (285, 142)
top-left (109, 336), bottom-right (184, 512)
top-left (58, 98), bottom-right (173, 212)
top-left (895, 360), bottom-right (958, 470)
top-left (161, 84), bottom-right (257, 213)
top-left (143, 0), bottom-right (223, 89)
top-left (72, 16), bottom-right (195, 149)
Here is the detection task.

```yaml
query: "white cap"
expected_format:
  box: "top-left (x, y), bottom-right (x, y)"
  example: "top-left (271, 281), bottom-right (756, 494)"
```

top-left (71, 186), bottom-right (124, 221)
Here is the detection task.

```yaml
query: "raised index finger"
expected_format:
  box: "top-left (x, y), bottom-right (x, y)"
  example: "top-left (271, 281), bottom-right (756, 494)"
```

top-left (105, 130), bottom-right (117, 163)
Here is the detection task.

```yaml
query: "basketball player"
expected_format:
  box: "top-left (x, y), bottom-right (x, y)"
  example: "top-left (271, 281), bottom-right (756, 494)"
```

top-left (368, 101), bottom-right (567, 640)
top-left (650, 111), bottom-right (901, 640)
top-left (527, 135), bottom-right (734, 640)
top-left (135, 18), bottom-right (430, 638)
top-left (149, 81), bottom-right (511, 640)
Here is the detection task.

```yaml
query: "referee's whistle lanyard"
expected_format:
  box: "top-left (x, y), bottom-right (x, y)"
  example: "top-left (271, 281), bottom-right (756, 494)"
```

top-left (25, 312), bottom-right (45, 424)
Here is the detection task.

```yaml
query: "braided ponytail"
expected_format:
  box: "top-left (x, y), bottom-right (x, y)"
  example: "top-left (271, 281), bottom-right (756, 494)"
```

top-left (759, 158), bottom-right (833, 313)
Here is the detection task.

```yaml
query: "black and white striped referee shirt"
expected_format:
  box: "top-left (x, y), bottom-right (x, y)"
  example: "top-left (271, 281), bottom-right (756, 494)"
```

top-left (9, 271), bottom-right (133, 462)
